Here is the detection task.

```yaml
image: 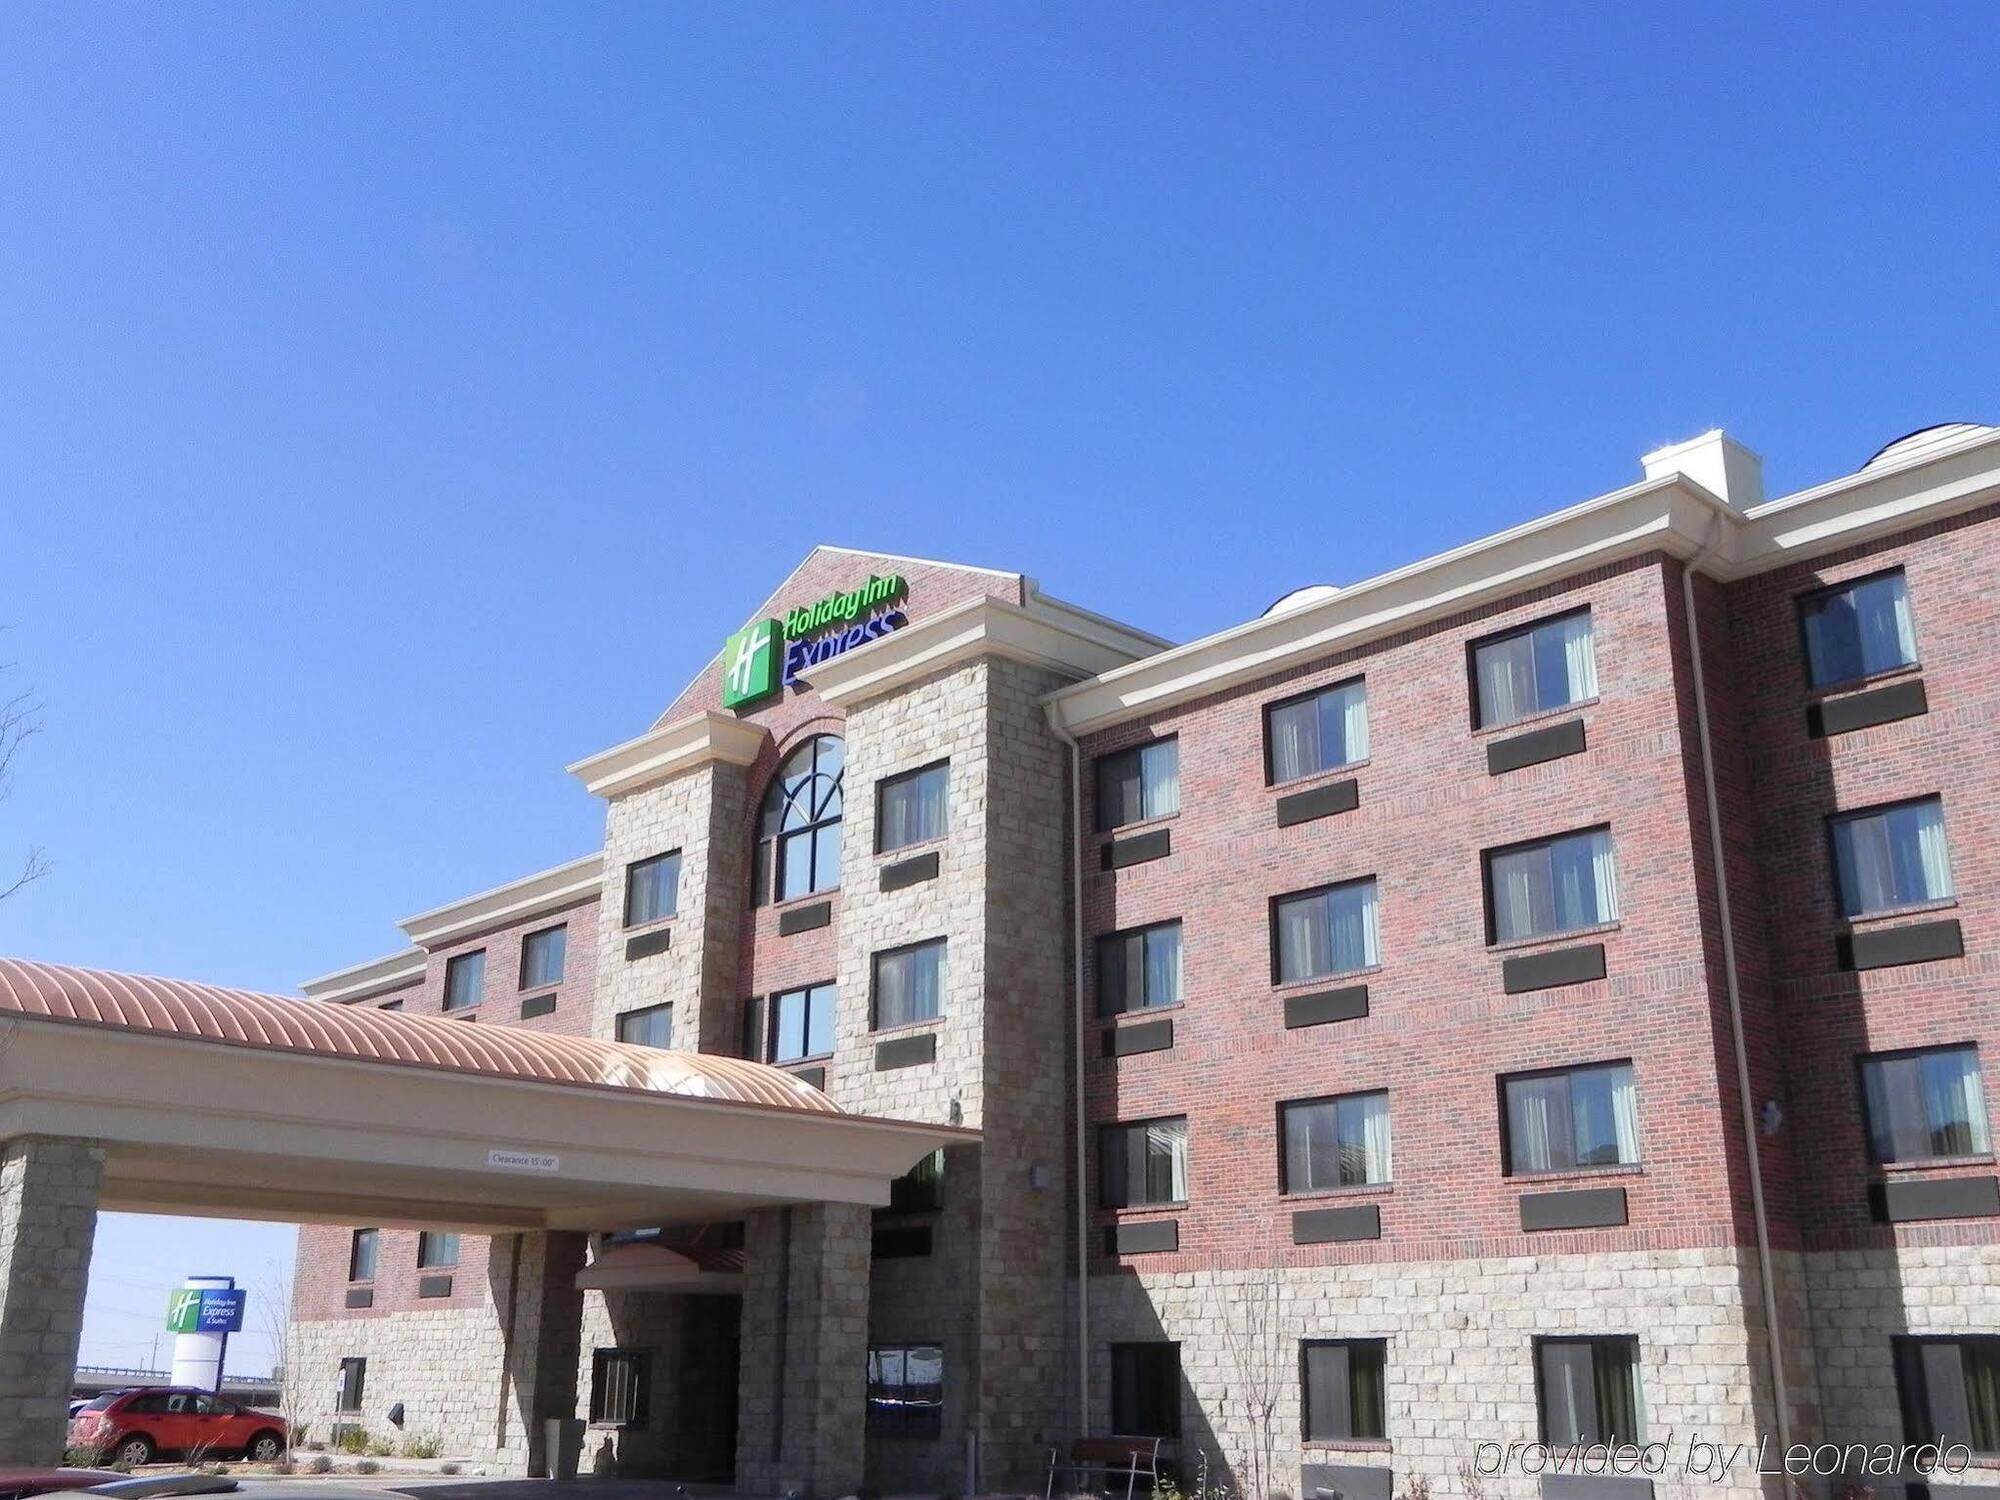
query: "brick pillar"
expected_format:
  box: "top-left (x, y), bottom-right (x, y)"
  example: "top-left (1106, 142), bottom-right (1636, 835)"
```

top-left (737, 1203), bottom-right (870, 1498)
top-left (489, 1230), bottom-right (586, 1476)
top-left (0, 1136), bottom-right (102, 1463)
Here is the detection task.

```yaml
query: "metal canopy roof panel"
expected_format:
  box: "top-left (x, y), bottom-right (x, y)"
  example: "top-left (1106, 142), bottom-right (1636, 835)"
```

top-left (0, 957), bottom-right (838, 1115)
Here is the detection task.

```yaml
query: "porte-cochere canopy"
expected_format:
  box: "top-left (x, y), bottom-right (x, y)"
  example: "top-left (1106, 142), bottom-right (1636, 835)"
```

top-left (0, 958), bottom-right (969, 1231)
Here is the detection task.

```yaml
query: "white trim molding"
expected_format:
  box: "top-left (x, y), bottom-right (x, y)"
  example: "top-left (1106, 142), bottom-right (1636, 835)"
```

top-left (568, 711), bottom-right (768, 801)
top-left (1050, 425), bottom-right (2000, 736)
top-left (397, 853), bottom-right (605, 951)
top-left (805, 593), bottom-right (1162, 709)
top-left (300, 948), bottom-right (428, 1005)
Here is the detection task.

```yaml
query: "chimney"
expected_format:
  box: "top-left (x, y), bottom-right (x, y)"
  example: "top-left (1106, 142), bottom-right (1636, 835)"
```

top-left (1640, 429), bottom-right (1764, 509)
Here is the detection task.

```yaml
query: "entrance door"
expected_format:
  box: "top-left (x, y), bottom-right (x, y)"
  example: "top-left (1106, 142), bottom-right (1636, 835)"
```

top-left (672, 1294), bottom-right (741, 1481)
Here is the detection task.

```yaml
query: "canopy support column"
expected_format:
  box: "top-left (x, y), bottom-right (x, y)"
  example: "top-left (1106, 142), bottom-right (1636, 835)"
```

top-left (0, 1136), bottom-right (101, 1463)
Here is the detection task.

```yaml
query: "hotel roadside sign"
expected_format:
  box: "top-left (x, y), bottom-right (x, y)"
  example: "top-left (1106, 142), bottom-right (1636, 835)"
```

top-left (722, 574), bottom-right (910, 709)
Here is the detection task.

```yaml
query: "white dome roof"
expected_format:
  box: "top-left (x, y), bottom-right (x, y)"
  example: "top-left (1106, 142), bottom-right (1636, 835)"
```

top-left (1262, 584), bottom-right (1340, 617)
top-left (1861, 423), bottom-right (1997, 473)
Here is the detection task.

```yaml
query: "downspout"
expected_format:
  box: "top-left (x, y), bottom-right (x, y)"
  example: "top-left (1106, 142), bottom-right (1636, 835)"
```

top-left (1044, 697), bottom-right (1091, 1436)
top-left (1681, 513), bottom-right (1792, 1451)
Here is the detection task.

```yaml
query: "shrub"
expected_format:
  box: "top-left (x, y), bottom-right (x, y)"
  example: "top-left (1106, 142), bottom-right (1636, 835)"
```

top-left (400, 1433), bottom-right (442, 1459)
top-left (290, 1423), bottom-right (312, 1449)
top-left (439, 1463), bottom-right (461, 1476)
top-left (333, 1426), bottom-right (372, 1454)
top-left (63, 1448), bottom-right (105, 1468)
top-left (270, 1459), bottom-right (296, 1475)
top-left (306, 1456), bottom-right (333, 1475)
top-left (366, 1437), bottom-right (396, 1458)
top-left (355, 1459), bottom-right (381, 1475)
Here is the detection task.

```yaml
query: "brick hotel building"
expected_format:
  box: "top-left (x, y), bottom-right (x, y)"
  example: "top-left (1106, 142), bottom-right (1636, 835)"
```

top-left (288, 423), bottom-right (2000, 1498)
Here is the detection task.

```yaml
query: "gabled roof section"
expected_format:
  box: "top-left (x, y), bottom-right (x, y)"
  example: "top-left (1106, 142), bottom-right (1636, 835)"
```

top-left (653, 545), bottom-right (1033, 727)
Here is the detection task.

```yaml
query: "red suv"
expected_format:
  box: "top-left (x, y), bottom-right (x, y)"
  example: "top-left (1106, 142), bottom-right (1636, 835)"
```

top-left (68, 1388), bottom-right (287, 1465)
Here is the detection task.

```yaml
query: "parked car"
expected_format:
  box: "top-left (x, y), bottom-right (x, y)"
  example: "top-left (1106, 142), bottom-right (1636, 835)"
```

top-left (0, 1470), bottom-right (120, 1500)
top-left (66, 1388), bottom-right (286, 1465)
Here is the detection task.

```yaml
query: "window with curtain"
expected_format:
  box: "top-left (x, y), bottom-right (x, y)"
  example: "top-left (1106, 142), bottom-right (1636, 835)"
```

top-left (1098, 1117), bottom-right (1190, 1207)
top-left (442, 950), bottom-right (486, 1011)
top-left (616, 1003), bottom-right (673, 1050)
top-left (1861, 1046), bottom-right (1991, 1163)
top-left (1830, 797), bottom-right (1954, 916)
top-left (754, 735), bottom-right (845, 904)
top-left (1485, 827), bottom-right (1619, 943)
top-left (589, 1348), bottom-right (650, 1427)
top-left (878, 761), bottom-right (950, 852)
top-left (1097, 922), bottom-right (1184, 1015)
top-left (1472, 609), bottom-right (1598, 729)
top-left (1096, 739), bottom-right (1181, 830)
top-left (1301, 1339), bottom-right (1387, 1441)
top-left (1504, 1062), bottom-right (1640, 1174)
top-left (519, 924), bottom-right (566, 990)
top-left (1273, 879), bottom-right (1380, 983)
top-left (1110, 1343), bottom-right (1182, 1438)
top-left (347, 1228), bottom-right (379, 1282)
top-left (873, 939), bottom-right (946, 1029)
top-left (866, 1344), bottom-right (944, 1438)
top-left (1801, 569), bottom-right (1919, 688)
top-left (624, 850), bottom-right (682, 927)
top-left (416, 1230), bottom-right (460, 1269)
top-left (770, 981), bottom-right (837, 1063)
top-left (1282, 1091), bottom-right (1392, 1191)
top-left (1266, 679), bottom-right (1370, 784)
top-left (1894, 1336), bottom-right (2000, 1455)
top-left (1537, 1336), bottom-right (1643, 1445)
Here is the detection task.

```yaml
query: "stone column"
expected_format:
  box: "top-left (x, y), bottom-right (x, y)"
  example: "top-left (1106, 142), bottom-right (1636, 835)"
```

top-left (737, 1203), bottom-right (871, 1498)
top-left (0, 1136), bottom-right (102, 1463)
top-left (489, 1230), bottom-right (586, 1476)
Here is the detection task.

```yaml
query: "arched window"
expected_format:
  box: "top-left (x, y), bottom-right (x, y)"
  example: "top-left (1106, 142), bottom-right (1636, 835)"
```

top-left (755, 735), bottom-right (845, 904)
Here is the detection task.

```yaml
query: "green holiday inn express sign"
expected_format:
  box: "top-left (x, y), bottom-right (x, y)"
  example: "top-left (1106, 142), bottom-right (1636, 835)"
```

top-left (722, 574), bottom-right (910, 709)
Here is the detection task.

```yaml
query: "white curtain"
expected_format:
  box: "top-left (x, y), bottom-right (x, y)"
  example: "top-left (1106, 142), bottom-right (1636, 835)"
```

top-left (1913, 801), bottom-right (1955, 901)
top-left (1856, 574), bottom-right (1918, 674)
top-left (1145, 926), bottom-right (1182, 1008)
top-left (1359, 1092), bottom-right (1392, 1183)
top-left (1141, 741), bottom-right (1179, 819)
top-left (1278, 895), bottom-right (1330, 981)
top-left (1476, 634), bottom-right (1532, 726)
top-left (1907, 1048), bottom-right (1992, 1157)
top-left (1837, 801), bottom-right (1951, 914)
top-left (1556, 610), bottom-right (1598, 702)
top-left (1269, 698), bottom-right (1317, 783)
top-left (1609, 1066), bottom-right (1641, 1164)
top-left (1146, 1120), bottom-right (1188, 1201)
top-left (1340, 683), bottom-right (1370, 763)
top-left (1334, 881), bottom-right (1382, 971)
top-left (1508, 1077), bottom-right (1560, 1172)
top-left (1489, 848), bottom-right (1544, 942)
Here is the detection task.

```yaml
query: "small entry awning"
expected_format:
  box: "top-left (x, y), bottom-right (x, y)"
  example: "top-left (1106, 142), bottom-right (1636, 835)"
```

top-left (0, 958), bottom-right (972, 1232)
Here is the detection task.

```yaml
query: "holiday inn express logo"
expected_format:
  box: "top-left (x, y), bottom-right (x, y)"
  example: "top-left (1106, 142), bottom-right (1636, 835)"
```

top-left (166, 1289), bottom-right (203, 1333)
top-left (721, 574), bottom-right (910, 709)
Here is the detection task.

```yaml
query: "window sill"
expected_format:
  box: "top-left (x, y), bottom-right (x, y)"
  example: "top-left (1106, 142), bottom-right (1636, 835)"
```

top-left (876, 835), bottom-right (947, 860)
top-left (1094, 809), bottom-right (1181, 844)
top-left (587, 1422), bottom-right (646, 1433)
top-left (1487, 921), bottom-right (1620, 955)
top-left (869, 1017), bottom-right (942, 1040)
top-left (1273, 966), bottom-right (1379, 993)
top-left (777, 1053), bottom-right (834, 1070)
top-left (1304, 1439), bottom-right (1393, 1454)
top-left (622, 915), bottom-right (678, 937)
top-left (1877, 1154), bottom-right (1997, 1176)
top-left (1267, 760), bottom-right (1370, 794)
top-left (1842, 898), bottom-right (1958, 930)
top-left (1102, 1202), bottom-right (1189, 1218)
top-left (440, 1005), bottom-right (482, 1019)
top-left (517, 984), bottom-right (560, 999)
top-left (1509, 1162), bottom-right (1643, 1187)
top-left (1473, 696), bottom-right (1598, 739)
top-left (1806, 662), bottom-right (1923, 701)
top-left (1101, 1001), bottom-right (1186, 1024)
top-left (1284, 1182), bottom-right (1393, 1203)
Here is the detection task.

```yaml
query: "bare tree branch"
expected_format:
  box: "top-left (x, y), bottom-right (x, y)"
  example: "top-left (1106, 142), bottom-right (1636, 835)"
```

top-left (0, 648), bottom-right (47, 901)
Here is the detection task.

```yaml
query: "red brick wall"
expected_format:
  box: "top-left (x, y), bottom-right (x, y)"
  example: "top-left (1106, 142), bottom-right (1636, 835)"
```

top-left (1724, 499), bottom-right (2000, 1252)
top-left (1077, 554), bottom-right (1748, 1272)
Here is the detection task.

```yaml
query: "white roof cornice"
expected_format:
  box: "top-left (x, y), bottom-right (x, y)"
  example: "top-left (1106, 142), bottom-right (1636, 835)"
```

top-left (397, 853), bottom-right (605, 950)
top-left (300, 948), bottom-right (427, 1005)
top-left (568, 711), bottom-right (768, 801)
top-left (1051, 475), bottom-right (1733, 735)
top-left (805, 594), bottom-right (1161, 710)
top-left (1049, 427), bottom-right (2000, 737)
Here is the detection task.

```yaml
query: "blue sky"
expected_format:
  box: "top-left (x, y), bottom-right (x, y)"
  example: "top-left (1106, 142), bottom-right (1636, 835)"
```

top-left (2, 3), bottom-right (1995, 1378)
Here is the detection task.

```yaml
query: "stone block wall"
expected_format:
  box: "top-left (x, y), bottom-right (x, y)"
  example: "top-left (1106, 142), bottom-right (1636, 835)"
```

top-left (0, 1136), bottom-right (101, 1464)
